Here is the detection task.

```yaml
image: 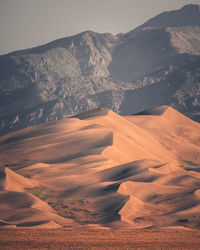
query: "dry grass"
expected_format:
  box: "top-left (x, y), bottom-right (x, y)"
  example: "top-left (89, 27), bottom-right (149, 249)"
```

top-left (0, 229), bottom-right (200, 249)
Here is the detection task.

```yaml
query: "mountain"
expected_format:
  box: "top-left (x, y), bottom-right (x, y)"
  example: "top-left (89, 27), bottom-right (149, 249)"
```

top-left (0, 4), bottom-right (200, 135)
top-left (128, 4), bottom-right (200, 32)
top-left (0, 107), bottom-right (200, 228)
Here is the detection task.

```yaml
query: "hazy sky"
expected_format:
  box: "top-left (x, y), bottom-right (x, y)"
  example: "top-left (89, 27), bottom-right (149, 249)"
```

top-left (0, 0), bottom-right (199, 55)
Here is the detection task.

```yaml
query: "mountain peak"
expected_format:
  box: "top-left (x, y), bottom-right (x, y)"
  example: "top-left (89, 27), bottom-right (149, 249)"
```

top-left (128, 4), bottom-right (200, 35)
top-left (181, 4), bottom-right (199, 11)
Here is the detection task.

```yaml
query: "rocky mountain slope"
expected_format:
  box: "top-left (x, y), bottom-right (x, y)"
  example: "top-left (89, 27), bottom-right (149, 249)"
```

top-left (0, 4), bottom-right (200, 135)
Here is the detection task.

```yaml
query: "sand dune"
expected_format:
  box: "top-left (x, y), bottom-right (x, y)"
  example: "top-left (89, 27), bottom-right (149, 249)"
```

top-left (0, 167), bottom-right (39, 192)
top-left (126, 106), bottom-right (200, 163)
top-left (0, 167), bottom-right (75, 228)
top-left (0, 106), bottom-right (200, 229)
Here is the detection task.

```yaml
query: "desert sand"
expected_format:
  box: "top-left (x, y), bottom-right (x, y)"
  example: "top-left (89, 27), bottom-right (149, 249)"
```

top-left (1, 229), bottom-right (200, 250)
top-left (0, 106), bottom-right (200, 229)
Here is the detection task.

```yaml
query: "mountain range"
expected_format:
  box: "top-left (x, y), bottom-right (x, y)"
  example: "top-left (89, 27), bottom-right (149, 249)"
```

top-left (0, 4), bottom-right (200, 135)
top-left (1, 4), bottom-right (200, 230)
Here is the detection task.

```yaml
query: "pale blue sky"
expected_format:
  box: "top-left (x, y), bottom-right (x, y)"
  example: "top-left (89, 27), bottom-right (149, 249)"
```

top-left (0, 0), bottom-right (198, 55)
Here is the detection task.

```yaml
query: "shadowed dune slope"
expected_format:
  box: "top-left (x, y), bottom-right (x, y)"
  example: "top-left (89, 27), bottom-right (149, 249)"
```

top-left (0, 106), bottom-right (200, 229)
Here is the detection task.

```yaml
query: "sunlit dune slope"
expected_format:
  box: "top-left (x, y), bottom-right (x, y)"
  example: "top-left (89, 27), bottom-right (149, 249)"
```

top-left (0, 106), bottom-right (200, 229)
top-left (126, 106), bottom-right (200, 163)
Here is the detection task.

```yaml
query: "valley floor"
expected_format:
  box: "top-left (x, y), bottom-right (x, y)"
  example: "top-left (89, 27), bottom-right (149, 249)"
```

top-left (0, 229), bottom-right (200, 249)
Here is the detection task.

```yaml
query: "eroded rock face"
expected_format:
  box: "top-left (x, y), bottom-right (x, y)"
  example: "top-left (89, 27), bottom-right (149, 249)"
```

top-left (0, 5), bottom-right (200, 135)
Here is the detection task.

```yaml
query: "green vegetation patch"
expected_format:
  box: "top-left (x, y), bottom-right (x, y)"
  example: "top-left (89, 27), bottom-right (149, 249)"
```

top-left (182, 160), bottom-right (200, 167)
top-left (182, 160), bottom-right (200, 172)
top-left (27, 186), bottom-right (55, 200)
top-left (48, 199), bottom-right (97, 223)
top-left (49, 200), bottom-right (65, 208)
